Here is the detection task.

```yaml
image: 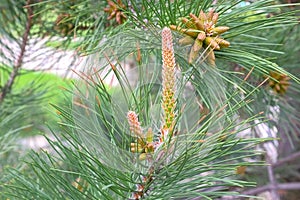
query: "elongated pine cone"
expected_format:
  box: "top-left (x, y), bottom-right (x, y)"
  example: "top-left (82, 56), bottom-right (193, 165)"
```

top-left (127, 111), bottom-right (143, 137)
top-left (161, 27), bottom-right (177, 139)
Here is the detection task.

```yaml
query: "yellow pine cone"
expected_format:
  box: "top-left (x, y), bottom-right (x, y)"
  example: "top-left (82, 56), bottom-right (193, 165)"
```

top-left (212, 26), bottom-right (230, 36)
top-left (189, 13), bottom-right (205, 30)
top-left (204, 37), bottom-right (220, 50)
top-left (169, 25), bottom-right (199, 38)
top-left (214, 37), bottom-right (230, 48)
top-left (180, 17), bottom-right (196, 29)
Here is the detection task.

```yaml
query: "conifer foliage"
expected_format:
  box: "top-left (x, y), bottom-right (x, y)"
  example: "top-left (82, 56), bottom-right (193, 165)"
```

top-left (1, 0), bottom-right (300, 199)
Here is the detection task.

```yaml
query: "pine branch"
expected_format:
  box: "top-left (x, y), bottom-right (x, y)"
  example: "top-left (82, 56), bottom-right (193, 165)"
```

top-left (2, 1), bottom-right (300, 199)
top-left (0, 0), bottom-right (33, 103)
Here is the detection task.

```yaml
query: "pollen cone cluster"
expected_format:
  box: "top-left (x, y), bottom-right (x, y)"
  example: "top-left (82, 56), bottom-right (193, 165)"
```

top-left (170, 10), bottom-right (230, 65)
top-left (268, 71), bottom-right (291, 94)
top-left (54, 14), bottom-right (74, 36)
top-left (161, 27), bottom-right (177, 139)
top-left (104, 0), bottom-right (127, 25)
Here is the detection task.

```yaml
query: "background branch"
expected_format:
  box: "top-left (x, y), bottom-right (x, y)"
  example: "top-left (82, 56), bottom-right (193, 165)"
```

top-left (0, 0), bottom-right (33, 103)
top-left (242, 182), bottom-right (300, 196)
top-left (267, 160), bottom-right (279, 200)
top-left (273, 151), bottom-right (300, 168)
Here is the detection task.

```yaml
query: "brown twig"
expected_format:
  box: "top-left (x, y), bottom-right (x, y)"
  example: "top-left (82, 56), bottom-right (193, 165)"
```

top-left (272, 151), bottom-right (300, 168)
top-left (217, 183), bottom-right (300, 200)
top-left (242, 182), bottom-right (300, 196)
top-left (0, 0), bottom-right (33, 103)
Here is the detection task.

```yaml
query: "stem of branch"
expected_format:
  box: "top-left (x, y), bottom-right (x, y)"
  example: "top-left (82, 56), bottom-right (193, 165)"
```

top-left (0, 0), bottom-right (33, 103)
top-left (267, 161), bottom-right (279, 200)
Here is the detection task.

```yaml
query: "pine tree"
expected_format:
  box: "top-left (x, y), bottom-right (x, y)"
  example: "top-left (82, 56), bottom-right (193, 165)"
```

top-left (1, 0), bottom-right (300, 199)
